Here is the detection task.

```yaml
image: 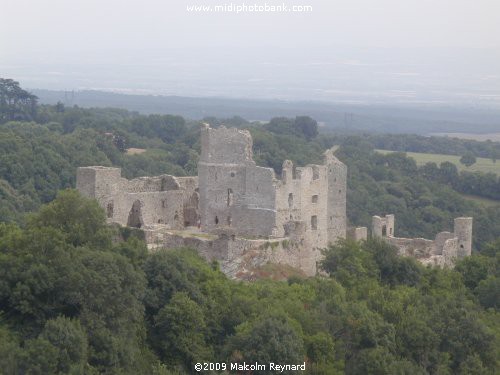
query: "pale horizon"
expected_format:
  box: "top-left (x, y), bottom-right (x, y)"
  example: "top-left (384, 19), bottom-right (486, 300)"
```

top-left (2, 0), bottom-right (500, 107)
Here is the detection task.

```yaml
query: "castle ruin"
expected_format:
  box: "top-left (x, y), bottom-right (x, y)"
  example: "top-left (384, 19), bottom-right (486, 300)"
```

top-left (77, 125), bottom-right (347, 276)
top-left (76, 124), bottom-right (472, 277)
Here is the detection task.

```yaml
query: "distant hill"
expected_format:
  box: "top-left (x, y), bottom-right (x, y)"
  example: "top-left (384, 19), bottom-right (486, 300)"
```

top-left (32, 89), bottom-right (500, 135)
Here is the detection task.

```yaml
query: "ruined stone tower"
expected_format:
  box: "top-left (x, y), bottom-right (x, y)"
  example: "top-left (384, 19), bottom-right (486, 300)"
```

top-left (198, 124), bottom-right (278, 237)
top-left (197, 124), bottom-right (347, 247)
top-left (325, 149), bottom-right (347, 243)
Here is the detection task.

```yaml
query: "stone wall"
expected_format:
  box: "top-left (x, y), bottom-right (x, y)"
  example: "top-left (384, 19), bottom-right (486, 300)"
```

top-left (368, 214), bottom-right (473, 267)
top-left (387, 237), bottom-right (435, 259)
top-left (158, 230), bottom-right (320, 278)
top-left (347, 227), bottom-right (368, 241)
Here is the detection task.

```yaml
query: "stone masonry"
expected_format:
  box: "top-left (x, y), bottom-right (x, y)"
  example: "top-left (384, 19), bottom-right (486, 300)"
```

top-left (76, 124), bottom-right (472, 276)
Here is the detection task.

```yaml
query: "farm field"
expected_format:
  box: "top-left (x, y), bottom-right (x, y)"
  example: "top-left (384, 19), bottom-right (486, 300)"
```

top-left (376, 149), bottom-right (500, 175)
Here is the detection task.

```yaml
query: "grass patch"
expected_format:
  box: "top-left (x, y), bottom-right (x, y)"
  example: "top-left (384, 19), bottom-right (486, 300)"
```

top-left (126, 148), bottom-right (146, 155)
top-left (459, 193), bottom-right (500, 208)
top-left (250, 263), bottom-right (306, 281)
top-left (168, 230), bottom-right (217, 240)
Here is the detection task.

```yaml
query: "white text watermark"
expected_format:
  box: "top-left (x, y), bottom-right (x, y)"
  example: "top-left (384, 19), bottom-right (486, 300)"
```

top-left (186, 2), bottom-right (313, 13)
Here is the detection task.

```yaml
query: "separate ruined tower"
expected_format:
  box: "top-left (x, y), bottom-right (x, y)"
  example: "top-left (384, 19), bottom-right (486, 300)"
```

top-left (454, 217), bottom-right (473, 258)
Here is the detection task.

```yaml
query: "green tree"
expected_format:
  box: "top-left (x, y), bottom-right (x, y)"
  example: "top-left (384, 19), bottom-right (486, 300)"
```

top-left (294, 116), bottom-right (318, 140)
top-left (455, 255), bottom-right (491, 290)
top-left (476, 277), bottom-right (500, 309)
top-left (349, 347), bottom-right (425, 375)
top-left (460, 152), bottom-right (477, 167)
top-left (226, 315), bottom-right (304, 375)
top-left (0, 78), bottom-right (38, 123)
top-left (27, 189), bottom-right (110, 248)
top-left (154, 292), bottom-right (210, 370)
top-left (0, 325), bottom-right (21, 375)
top-left (39, 316), bottom-right (88, 374)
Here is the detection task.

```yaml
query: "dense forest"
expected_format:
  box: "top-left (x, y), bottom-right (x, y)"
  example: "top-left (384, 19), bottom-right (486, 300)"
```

top-left (0, 79), bottom-right (499, 374)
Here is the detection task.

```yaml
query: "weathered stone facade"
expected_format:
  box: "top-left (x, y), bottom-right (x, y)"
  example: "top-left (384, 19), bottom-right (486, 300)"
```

top-left (76, 124), bottom-right (472, 276)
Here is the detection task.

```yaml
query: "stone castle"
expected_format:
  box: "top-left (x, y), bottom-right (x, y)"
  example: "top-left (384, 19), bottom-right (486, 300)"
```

top-left (76, 125), bottom-right (472, 277)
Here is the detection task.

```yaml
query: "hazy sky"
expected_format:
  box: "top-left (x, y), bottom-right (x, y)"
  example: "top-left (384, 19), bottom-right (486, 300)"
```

top-left (2, 0), bottom-right (500, 105)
